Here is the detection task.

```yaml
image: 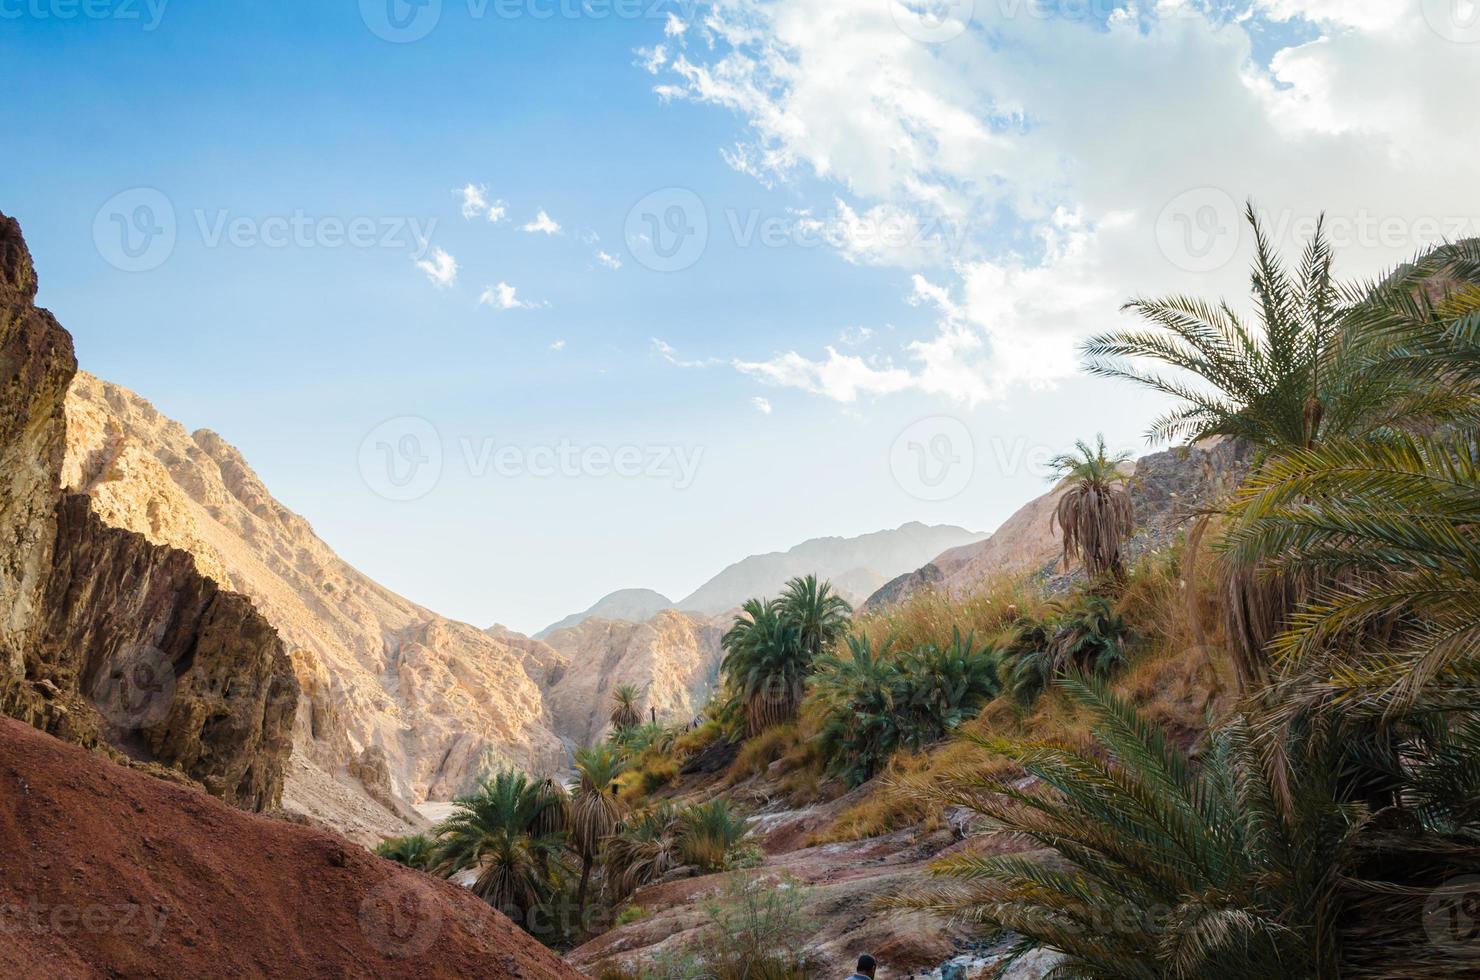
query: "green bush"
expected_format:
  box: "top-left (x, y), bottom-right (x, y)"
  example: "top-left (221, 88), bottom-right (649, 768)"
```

top-left (810, 628), bottom-right (999, 787)
top-left (1002, 594), bottom-right (1133, 707)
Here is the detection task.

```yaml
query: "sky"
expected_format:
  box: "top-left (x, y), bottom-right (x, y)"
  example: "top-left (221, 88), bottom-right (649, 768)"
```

top-left (2, 0), bottom-right (1477, 634)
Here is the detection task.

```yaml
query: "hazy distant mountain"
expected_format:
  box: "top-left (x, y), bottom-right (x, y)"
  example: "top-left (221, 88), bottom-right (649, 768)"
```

top-left (535, 588), bottom-right (675, 640)
top-left (676, 522), bottom-right (987, 615)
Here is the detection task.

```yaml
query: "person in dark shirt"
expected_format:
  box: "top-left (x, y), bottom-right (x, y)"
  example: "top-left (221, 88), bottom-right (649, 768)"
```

top-left (847, 953), bottom-right (877, 979)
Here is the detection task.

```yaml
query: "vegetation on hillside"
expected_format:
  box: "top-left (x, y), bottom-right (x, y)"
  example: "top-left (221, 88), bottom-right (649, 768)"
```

top-left (378, 212), bottom-right (1480, 978)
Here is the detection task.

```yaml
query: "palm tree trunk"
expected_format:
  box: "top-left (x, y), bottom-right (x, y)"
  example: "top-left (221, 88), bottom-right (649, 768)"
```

top-left (576, 854), bottom-right (593, 915)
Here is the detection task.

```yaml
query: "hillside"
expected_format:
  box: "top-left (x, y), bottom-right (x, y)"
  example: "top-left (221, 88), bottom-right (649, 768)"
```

top-left (532, 610), bottom-right (725, 747)
top-left (865, 440), bottom-right (1251, 610)
top-left (62, 373), bottom-right (565, 841)
top-left (0, 716), bottom-right (582, 979)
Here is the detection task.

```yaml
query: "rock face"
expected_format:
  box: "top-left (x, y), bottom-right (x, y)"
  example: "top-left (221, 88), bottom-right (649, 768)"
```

top-left (0, 211), bottom-right (296, 811)
top-left (534, 609), bottom-right (725, 746)
top-left (676, 521), bottom-right (987, 615)
top-left (0, 715), bottom-right (585, 980)
top-left (534, 587), bottom-right (675, 640)
top-left (62, 372), bottom-right (566, 836)
top-left (865, 440), bottom-right (1253, 609)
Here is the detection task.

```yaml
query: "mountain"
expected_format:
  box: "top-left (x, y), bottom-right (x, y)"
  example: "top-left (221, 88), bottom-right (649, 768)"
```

top-left (676, 521), bottom-right (987, 615)
top-left (0, 212), bottom-right (295, 816)
top-left (525, 610), bottom-right (725, 747)
top-left (534, 588), bottom-right (675, 640)
top-left (0, 715), bottom-right (581, 979)
top-left (63, 372), bottom-right (565, 842)
top-left (864, 440), bottom-right (1253, 610)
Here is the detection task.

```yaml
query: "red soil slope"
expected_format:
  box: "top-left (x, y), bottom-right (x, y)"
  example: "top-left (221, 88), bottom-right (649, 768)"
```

top-left (0, 718), bottom-right (585, 979)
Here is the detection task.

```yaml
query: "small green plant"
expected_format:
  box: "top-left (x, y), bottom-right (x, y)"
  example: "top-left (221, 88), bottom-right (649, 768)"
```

top-left (614, 904), bottom-right (649, 926)
top-left (678, 799), bottom-right (749, 871)
top-left (1001, 594), bottom-right (1133, 707)
top-left (698, 872), bottom-right (815, 980)
top-left (374, 833), bottom-right (436, 872)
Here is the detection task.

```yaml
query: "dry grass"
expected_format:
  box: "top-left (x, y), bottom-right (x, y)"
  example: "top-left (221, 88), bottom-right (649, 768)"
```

top-left (723, 723), bottom-right (800, 785)
top-left (850, 574), bottom-right (1046, 654)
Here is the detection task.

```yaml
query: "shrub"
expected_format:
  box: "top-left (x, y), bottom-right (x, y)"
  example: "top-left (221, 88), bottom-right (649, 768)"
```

top-left (699, 873), bottom-right (814, 980)
top-left (809, 629), bottom-right (998, 787)
top-left (678, 799), bottom-right (749, 871)
top-left (614, 904), bottom-right (648, 927)
top-left (374, 833), bottom-right (436, 872)
top-left (1001, 594), bottom-right (1134, 707)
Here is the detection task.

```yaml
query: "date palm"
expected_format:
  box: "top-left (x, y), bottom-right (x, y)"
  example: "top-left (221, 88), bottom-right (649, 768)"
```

top-left (897, 675), bottom-right (1480, 979)
top-left (432, 770), bottom-right (567, 922)
top-left (720, 597), bottom-right (806, 736)
top-left (778, 574), bottom-right (852, 658)
top-left (570, 744), bottom-right (627, 915)
top-left (1082, 207), bottom-right (1478, 687)
top-left (1048, 434), bottom-right (1135, 580)
top-left (1225, 432), bottom-right (1480, 734)
top-left (609, 683), bottom-right (644, 732)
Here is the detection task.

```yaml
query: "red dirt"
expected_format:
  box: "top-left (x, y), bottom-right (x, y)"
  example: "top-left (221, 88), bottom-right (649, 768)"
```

top-left (0, 718), bottom-right (587, 979)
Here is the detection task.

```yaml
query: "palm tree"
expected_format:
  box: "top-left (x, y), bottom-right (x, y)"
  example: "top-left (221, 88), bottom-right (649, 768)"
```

top-left (778, 574), bottom-right (852, 658)
top-left (720, 597), bottom-right (806, 736)
top-left (603, 803), bottom-right (684, 899)
top-left (609, 683), bottom-right (644, 732)
top-left (374, 833), bottom-right (436, 872)
top-left (432, 770), bottom-right (567, 922)
top-left (1224, 433), bottom-right (1480, 735)
top-left (1081, 207), bottom-right (1477, 687)
top-left (809, 633), bottom-right (902, 787)
top-left (569, 745), bottom-right (627, 915)
top-left (897, 676), bottom-right (1480, 979)
top-left (1047, 434), bottom-right (1135, 580)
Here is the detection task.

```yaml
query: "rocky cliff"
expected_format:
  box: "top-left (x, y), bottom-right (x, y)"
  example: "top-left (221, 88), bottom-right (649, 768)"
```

top-left (534, 587), bottom-right (675, 640)
top-left (532, 609), bottom-right (725, 747)
top-left (865, 440), bottom-right (1252, 610)
top-left (62, 372), bottom-right (566, 838)
top-left (0, 211), bottom-right (296, 811)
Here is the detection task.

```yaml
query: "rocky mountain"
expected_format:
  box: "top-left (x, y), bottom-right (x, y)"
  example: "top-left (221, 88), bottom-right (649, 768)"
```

top-left (865, 440), bottom-right (1252, 610)
top-left (0, 715), bottom-right (582, 979)
top-left (0, 212), bottom-right (295, 813)
top-left (534, 587), bottom-right (675, 640)
top-left (62, 372), bottom-right (566, 842)
top-left (526, 609), bottom-right (725, 747)
top-left (675, 521), bottom-right (987, 615)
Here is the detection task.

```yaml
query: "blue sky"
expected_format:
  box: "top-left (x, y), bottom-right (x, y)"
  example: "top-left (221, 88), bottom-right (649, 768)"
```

top-left (3, 0), bottom-right (1473, 632)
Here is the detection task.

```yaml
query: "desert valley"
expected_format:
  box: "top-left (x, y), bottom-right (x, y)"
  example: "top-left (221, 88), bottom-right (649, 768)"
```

top-left (5, 3), bottom-right (1480, 978)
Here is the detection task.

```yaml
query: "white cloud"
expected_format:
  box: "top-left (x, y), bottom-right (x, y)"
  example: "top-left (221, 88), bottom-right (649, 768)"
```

top-left (414, 248), bottom-right (458, 288)
top-left (478, 282), bottom-right (543, 311)
top-left (664, 12), bottom-right (687, 37)
top-left (550, 339), bottom-right (567, 351)
top-left (649, 1), bottom-right (1480, 404)
top-left (751, 396), bottom-right (772, 414)
top-left (522, 210), bottom-right (561, 235)
top-left (459, 183), bottom-right (489, 220)
top-left (595, 249), bottom-right (623, 270)
top-left (638, 44), bottom-right (668, 74)
top-left (458, 183), bottom-right (507, 222)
